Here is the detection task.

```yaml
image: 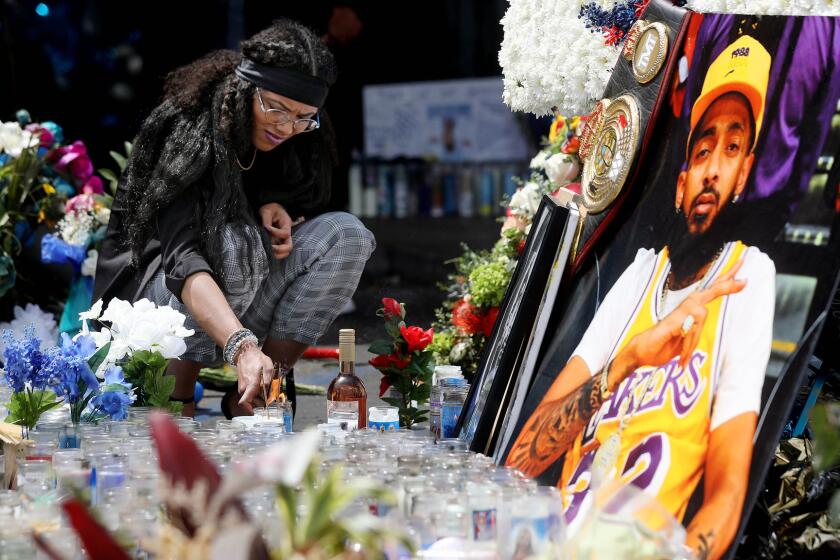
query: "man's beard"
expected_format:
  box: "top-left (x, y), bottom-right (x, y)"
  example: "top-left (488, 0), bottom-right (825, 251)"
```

top-left (665, 193), bottom-right (743, 287)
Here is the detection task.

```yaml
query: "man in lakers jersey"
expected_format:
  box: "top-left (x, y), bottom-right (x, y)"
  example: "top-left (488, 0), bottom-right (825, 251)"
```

top-left (507, 35), bottom-right (776, 560)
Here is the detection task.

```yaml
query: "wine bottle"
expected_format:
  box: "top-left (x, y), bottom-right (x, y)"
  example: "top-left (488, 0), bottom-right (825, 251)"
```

top-left (327, 329), bottom-right (367, 430)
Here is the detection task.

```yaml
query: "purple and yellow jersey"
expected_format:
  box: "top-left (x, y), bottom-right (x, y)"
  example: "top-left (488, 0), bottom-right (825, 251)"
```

top-left (560, 241), bottom-right (748, 527)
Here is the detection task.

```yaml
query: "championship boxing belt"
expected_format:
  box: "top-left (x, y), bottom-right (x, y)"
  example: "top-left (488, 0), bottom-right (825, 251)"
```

top-left (560, 0), bottom-right (689, 272)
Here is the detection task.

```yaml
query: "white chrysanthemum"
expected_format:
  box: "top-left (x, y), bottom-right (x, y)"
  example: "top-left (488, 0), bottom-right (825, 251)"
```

top-left (687, 0), bottom-right (840, 15)
top-left (0, 304), bottom-right (59, 356)
top-left (500, 0), bottom-right (617, 116)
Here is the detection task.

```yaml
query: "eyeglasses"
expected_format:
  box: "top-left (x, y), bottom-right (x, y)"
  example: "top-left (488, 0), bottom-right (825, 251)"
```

top-left (256, 88), bottom-right (320, 133)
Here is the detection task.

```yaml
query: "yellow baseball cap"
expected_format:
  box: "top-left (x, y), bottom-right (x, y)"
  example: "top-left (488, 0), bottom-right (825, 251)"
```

top-left (687, 35), bottom-right (771, 155)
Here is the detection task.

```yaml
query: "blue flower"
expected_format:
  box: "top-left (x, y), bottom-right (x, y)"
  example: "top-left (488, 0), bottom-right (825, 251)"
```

top-left (2, 326), bottom-right (48, 392)
top-left (42, 334), bottom-right (99, 403)
top-left (41, 234), bottom-right (87, 268)
top-left (15, 109), bottom-right (31, 125)
top-left (41, 121), bottom-right (64, 146)
top-left (0, 154), bottom-right (10, 166)
top-left (54, 178), bottom-right (75, 197)
top-left (93, 390), bottom-right (133, 420)
top-left (103, 365), bottom-right (132, 391)
top-left (59, 333), bottom-right (96, 360)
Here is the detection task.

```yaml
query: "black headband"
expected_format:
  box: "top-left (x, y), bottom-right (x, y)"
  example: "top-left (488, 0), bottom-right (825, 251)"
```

top-left (235, 58), bottom-right (329, 108)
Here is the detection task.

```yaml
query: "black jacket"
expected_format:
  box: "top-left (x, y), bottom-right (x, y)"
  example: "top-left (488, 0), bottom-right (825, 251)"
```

top-left (93, 146), bottom-right (327, 306)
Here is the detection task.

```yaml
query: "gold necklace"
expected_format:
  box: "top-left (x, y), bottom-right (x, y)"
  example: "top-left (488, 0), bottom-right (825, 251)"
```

top-left (235, 148), bottom-right (257, 171)
top-left (657, 245), bottom-right (725, 321)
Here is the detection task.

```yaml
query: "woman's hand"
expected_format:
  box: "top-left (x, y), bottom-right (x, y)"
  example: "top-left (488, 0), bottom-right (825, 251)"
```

top-left (235, 342), bottom-right (275, 410)
top-left (259, 202), bottom-right (299, 260)
top-left (621, 259), bottom-right (746, 373)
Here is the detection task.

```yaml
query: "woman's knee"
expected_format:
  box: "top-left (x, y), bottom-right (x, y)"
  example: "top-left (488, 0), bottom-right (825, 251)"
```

top-left (218, 223), bottom-right (269, 296)
top-left (321, 212), bottom-right (376, 257)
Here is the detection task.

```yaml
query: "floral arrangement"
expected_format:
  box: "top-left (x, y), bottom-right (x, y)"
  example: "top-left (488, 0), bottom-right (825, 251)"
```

top-left (79, 298), bottom-right (194, 414)
top-left (499, 0), bottom-right (619, 116)
top-left (0, 110), bottom-right (110, 299)
top-left (499, 0), bottom-right (840, 116)
top-left (368, 298), bottom-right (435, 428)
top-left (2, 326), bottom-right (133, 434)
top-left (40, 143), bottom-right (130, 336)
top-left (430, 114), bottom-right (583, 378)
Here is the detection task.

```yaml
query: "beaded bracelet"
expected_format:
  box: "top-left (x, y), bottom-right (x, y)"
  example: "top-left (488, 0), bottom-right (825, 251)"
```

top-left (223, 328), bottom-right (258, 366)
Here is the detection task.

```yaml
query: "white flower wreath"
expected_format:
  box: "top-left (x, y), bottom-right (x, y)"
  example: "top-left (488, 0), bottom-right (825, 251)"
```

top-left (500, 0), bottom-right (840, 116)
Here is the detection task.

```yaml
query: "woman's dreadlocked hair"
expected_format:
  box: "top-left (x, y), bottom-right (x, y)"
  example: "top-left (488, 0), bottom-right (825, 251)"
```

top-left (120, 19), bottom-right (337, 286)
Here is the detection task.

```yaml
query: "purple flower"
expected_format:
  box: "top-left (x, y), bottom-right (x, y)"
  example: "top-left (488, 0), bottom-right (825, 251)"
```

top-left (2, 326), bottom-right (49, 391)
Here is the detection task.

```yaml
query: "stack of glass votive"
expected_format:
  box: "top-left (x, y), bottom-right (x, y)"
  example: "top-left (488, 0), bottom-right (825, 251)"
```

top-left (1, 399), bottom-right (567, 559)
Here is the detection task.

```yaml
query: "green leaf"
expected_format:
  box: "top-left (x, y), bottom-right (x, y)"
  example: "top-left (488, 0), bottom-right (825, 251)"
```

top-left (367, 340), bottom-right (395, 356)
top-left (102, 383), bottom-right (130, 394)
top-left (109, 151), bottom-right (127, 170)
top-left (413, 383), bottom-right (431, 404)
top-left (381, 397), bottom-right (401, 408)
top-left (97, 168), bottom-right (117, 183)
top-left (88, 342), bottom-right (111, 373)
top-left (7, 389), bottom-right (59, 429)
top-left (812, 402), bottom-right (840, 471)
top-left (385, 321), bottom-right (402, 340)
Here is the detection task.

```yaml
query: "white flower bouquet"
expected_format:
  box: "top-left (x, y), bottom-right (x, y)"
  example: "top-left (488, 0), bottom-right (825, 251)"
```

top-left (80, 298), bottom-right (194, 413)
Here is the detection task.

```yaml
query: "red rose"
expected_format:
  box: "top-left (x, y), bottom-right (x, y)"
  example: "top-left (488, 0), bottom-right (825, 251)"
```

top-left (481, 307), bottom-right (500, 338)
top-left (400, 325), bottom-right (434, 353)
top-left (369, 354), bottom-right (393, 370)
top-left (452, 299), bottom-right (483, 335)
top-left (390, 354), bottom-right (410, 369)
top-left (379, 376), bottom-right (392, 398)
top-left (382, 297), bottom-right (403, 319)
top-left (369, 353), bottom-right (410, 371)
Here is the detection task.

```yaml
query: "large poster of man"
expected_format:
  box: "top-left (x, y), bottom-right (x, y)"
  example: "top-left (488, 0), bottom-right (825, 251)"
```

top-left (502, 13), bottom-right (840, 560)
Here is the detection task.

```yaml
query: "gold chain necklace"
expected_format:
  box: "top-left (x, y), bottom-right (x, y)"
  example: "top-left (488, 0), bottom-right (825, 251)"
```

top-left (235, 148), bottom-right (257, 171)
top-left (657, 245), bottom-right (725, 321)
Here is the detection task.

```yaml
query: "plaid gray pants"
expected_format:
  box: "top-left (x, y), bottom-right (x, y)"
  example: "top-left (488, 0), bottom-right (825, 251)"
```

top-left (143, 212), bottom-right (375, 365)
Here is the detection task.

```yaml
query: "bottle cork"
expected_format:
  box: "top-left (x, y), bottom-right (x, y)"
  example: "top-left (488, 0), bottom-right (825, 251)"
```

top-left (339, 329), bottom-right (356, 364)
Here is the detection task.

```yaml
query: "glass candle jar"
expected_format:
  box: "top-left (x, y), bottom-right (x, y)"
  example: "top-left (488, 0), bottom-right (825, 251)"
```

top-left (369, 406), bottom-right (400, 432)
